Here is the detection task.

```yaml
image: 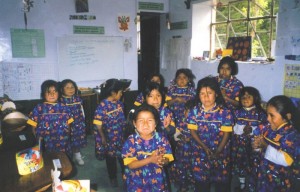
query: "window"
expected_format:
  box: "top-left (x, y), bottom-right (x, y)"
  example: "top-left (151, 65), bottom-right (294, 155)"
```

top-left (211, 0), bottom-right (279, 59)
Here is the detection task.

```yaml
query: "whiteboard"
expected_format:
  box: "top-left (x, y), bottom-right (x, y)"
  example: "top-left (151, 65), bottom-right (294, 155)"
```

top-left (57, 35), bottom-right (124, 84)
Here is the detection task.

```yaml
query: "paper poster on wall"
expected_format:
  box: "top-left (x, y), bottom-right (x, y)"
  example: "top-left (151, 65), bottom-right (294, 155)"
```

top-left (10, 28), bottom-right (45, 58)
top-left (284, 64), bottom-right (300, 98)
top-left (1, 62), bottom-right (56, 100)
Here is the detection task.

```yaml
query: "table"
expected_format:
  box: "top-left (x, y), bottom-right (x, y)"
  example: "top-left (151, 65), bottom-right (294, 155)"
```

top-left (0, 125), bottom-right (73, 192)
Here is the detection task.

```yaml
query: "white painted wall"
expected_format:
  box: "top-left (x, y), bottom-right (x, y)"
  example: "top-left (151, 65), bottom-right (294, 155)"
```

top-left (161, 0), bottom-right (300, 101)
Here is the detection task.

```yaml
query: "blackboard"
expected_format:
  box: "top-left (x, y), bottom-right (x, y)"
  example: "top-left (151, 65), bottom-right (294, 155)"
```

top-left (57, 35), bottom-right (124, 84)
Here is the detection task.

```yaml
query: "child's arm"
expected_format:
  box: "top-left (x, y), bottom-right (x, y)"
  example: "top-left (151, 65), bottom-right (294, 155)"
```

top-left (190, 129), bottom-right (213, 158)
top-left (95, 124), bottom-right (106, 145)
top-left (127, 149), bottom-right (164, 169)
top-left (213, 131), bottom-right (230, 158)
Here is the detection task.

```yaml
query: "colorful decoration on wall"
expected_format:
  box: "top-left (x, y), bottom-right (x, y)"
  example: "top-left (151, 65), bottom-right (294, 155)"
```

top-left (69, 15), bottom-right (96, 20)
top-left (226, 36), bottom-right (252, 61)
top-left (118, 16), bottom-right (130, 32)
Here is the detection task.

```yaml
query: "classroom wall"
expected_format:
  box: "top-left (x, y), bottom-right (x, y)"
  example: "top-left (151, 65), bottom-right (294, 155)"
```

top-left (161, 0), bottom-right (300, 101)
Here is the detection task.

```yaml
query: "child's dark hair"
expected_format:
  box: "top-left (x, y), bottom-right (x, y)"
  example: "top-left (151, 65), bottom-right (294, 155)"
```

top-left (60, 79), bottom-right (78, 95)
top-left (239, 86), bottom-right (264, 111)
top-left (124, 104), bottom-right (161, 138)
top-left (267, 95), bottom-right (300, 130)
top-left (142, 82), bottom-right (166, 107)
top-left (148, 73), bottom-right (165, 88)
top-left (195, 76), bottom-right (225, 107)
top-left (174, 68), bottom-right (196, 87)
top-left (41, 80), bottom-right (60, 101)
top-left (99, 78), bottom-right (124, 99)
top-left (217, 56), bottom-right (238, 76)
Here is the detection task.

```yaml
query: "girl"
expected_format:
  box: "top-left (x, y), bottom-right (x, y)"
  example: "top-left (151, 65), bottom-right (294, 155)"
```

top-left (93, 78), bottom-right (126, 187)
top-left (253, 95), bottom-right (300, 191)
top-left (231, 86), bottom-right (267, 191)
top-left (60, 79), bottom-right (87, 166)
top-left (186, 76), bottom-right (234, 192)
top-left (166, 68), bottom-right (196, 124)
top-left (27, 80), bottom-right (74, 157)
top-left (169, 100), bottom-right (195, 192)
top-left (215, 56), bottom-right (244, 110)
top-left (134, 73), bottom-right (165, 107)
top-left (122, 104), bottom-right (174, 191)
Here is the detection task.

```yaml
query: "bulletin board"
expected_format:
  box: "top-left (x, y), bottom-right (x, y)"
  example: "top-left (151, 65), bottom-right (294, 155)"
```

top-left (226, 36), bottom-right (251, 61)
top-left (57, 35), bottom-right (124, 83)
top-left (284, 64), bottom-right (300, 98)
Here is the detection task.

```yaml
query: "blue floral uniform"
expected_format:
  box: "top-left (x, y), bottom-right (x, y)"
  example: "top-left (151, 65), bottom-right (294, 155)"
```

top-left (27, 102), bottom-right (74, 156)
top-left (60, 95), bottom-right (87, 149)
top-left (134, 92), bottom-right (144, 106)
top-left (187, 104), bottom-right (234, 183)
top-left (166, 82), bottom-right (195, 123)
top-left (122, 132), bottom-right (174, 192)
top-left (257, 123), bottom-right (300, 192)
top-left (215, 76), bottom-right (243, 110)
top-left (93, 99), bottom-right (125, 159)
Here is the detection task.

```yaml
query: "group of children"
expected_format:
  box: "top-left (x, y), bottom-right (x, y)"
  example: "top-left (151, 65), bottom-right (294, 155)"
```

top-left (27, 56), bottom-right (300, 192)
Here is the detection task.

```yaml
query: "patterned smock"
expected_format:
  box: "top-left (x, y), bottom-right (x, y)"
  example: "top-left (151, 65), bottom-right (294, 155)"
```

top-left (134, 92), bottom-right (144, 106)
top-left (60, 95), bottom-right (87, 149)
top-left (157, 105), bottom-right (176, 139)
top-left (169, 117), bottom-right (194, 190)
top-left (187, 104), bottom-right (234, 183)
top-left (122, 132), bottom-right (174, 192)
top-left (257, 123), bottom-right (300, 191)
top-left (166, 82), bottom-right (195, 124)
top-left (215, 75), bottom-right (243, 110)
top-left (93, 99), bottom-right (125, 158)
top-left (27, 102), bottom-right (74, 156)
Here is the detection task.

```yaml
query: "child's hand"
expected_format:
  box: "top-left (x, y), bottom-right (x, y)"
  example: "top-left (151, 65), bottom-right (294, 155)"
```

top-left (101, 137), bottom-right (107, 145)
top-left (203, 147), bottom-right (213, 159)
top-left (150, 149), bottom-right (165, 167)
top-left (243, 125), bottom-right (253, 136)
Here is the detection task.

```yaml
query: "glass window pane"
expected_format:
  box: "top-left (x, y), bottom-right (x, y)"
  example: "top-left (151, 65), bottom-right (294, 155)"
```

top-left (216, 5), bottom-right (228, 23)
top-left (213, 23), bottom-right (227, 50)
top-left (229, 1), bottom-right (248, 20)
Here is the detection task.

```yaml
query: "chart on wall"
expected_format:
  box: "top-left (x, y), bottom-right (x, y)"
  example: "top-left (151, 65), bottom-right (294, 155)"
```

top-left (57, 35), bottom-right (124, 85)
top-left (284, 64), bottom-right (300, 99)
top-left (0, 62), bottom-right (56, 100)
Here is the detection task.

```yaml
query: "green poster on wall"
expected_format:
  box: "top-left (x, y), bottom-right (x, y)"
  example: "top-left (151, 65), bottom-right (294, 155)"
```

top-left (10, 28), bottom-right (45, 58)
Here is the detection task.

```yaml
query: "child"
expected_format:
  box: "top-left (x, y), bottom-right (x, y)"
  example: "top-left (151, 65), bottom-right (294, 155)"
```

top-left (215, 56), bottom-right (244, 110)
top-left (252, 95), bottom-right (300, 191)
top-left (122, 104), bottom-right (174, 191)
top-left (27, 80), bottom-right (74, 157)
top-left (93, 78), bottom-right (126, 187)
top-left (166, 68), bottom-right (196, 124)
top-left (134, 73), bottom-right (165, 107)
top-left (186, 76), bottom-right (234, 192)
top-left (60, 79), bottom-right (87, 166)
top-left (169, 100), bottom-right (195, 192)
top-left (231, 86), bottom-right (267, 191)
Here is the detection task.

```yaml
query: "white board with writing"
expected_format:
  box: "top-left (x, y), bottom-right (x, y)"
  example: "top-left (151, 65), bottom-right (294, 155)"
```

top-left (57, 35), bottom-right (124, 84)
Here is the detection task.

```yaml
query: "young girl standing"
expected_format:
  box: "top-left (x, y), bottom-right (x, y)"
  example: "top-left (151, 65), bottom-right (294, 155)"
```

top-left (122, 104), bottom-right (174, 191)
top-left (134, 73), bottom-right (165, 107)
top-left (93, 79), bottom-right (126, 187)
top-left (60, 79), bottom-right (87, 166)
top-left (166, 68), bottom-right (196, 124)
top-left (27, 80), bottom-right (74, 157)
top-left (215, 56), bottom-right (244, 110)
top-left (187, 76), bottom-right (234, 192)
top-left (231, 86), bottom-right (267, 191)
top-left (252, 95), bottom-right (300, 191)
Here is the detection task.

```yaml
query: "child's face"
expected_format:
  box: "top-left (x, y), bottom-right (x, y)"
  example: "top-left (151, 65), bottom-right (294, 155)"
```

top-left (45, 86), bottom-right (59, 103)
top-left (146, 89), bottom-right (162, 109)
top-left (63, 82), bottom-right (76, 97)
top-left (112, 90), bottom-right (123, 101)
top-left (219, 63), bottom-right (232, 79)
top-left (134, 111), bottom-right (156, 138)
top-left (199, 86), bottom-right (216, 110)
top-left (151, 76), bottom-right (161, 85)
top-left (176, 73), bottom-right (189, 87)
top-left (241, 92), bottom-right (254, 108)
top-left (267, 105), bottom-right (287, 130)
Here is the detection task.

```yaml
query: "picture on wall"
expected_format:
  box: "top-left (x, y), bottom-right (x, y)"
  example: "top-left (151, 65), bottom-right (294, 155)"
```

top-left (75, 0), bottom-right (89, 13)
top-left (226, 36), bottom-right (251, 61)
